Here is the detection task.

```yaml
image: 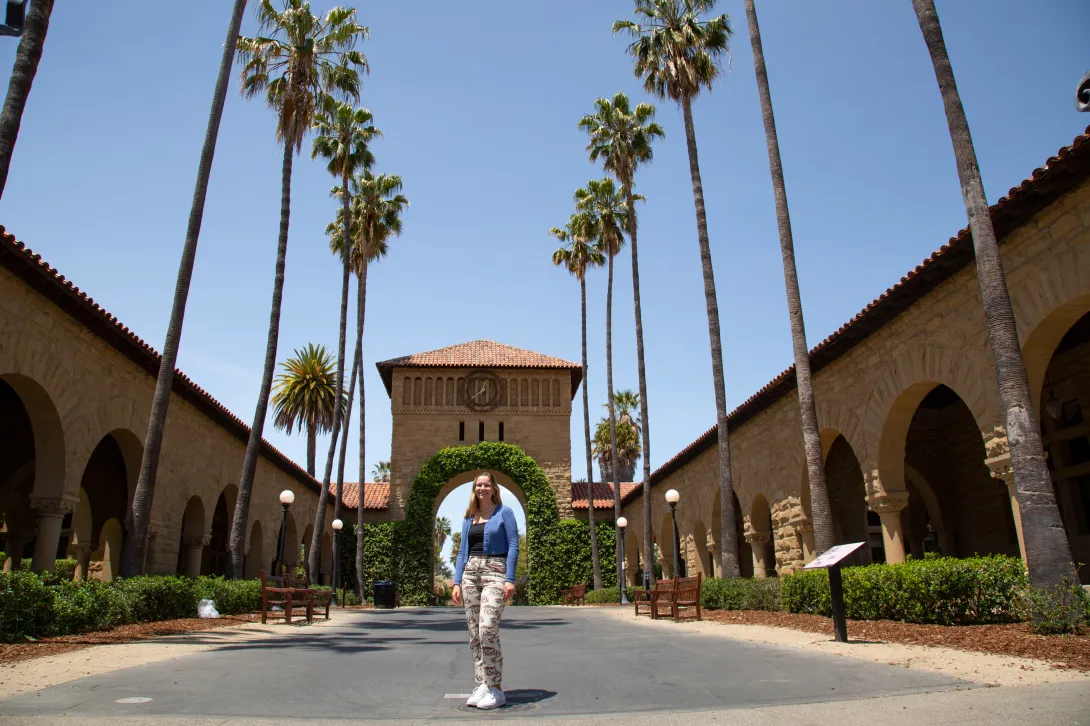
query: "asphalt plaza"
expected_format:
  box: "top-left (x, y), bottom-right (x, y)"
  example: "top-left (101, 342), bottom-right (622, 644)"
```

top-left (0, 606), bottom-right (1076, 723)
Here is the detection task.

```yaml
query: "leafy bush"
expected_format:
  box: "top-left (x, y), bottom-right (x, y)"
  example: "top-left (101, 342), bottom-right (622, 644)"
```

top-left (112, 576), bottom-right (198, 622)
top-left (701, 577), bottom-right (781, 611)
top-left (53, 558), bottom-right (78, 583)
top-left (583, 586), bottom-right (621, 604)
top-left (52, 578), bottom-right (131, 635)
top-left (1027, 573), bottom-right (1089, 635)
top-left (0, 570), bottom-right (55, 642)
top-left (194, 577), bottom-right (262, 616)
top-left (781, 555), bottom-right (1028, 625)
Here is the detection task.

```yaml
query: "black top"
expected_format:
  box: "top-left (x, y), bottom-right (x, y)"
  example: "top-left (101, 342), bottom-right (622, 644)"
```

top-left (468, 521), bottom-right (486, 556)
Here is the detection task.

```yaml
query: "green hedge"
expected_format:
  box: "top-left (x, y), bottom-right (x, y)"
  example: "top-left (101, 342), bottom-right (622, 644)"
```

top-left (702, 576), bottom-right (781, 612)
top-left (584, 586), bottom-right (621, 604)
top-left (335, 522), bottom-right (396, 601)
top-left (537, 519), bottom-right (618, 594)
top-left (781, 555), bottom-right (1029, 625)
top-left (0, 572), bottom-right (265, 643)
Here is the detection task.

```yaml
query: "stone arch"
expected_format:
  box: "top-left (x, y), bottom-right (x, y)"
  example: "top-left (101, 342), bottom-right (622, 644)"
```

top-left (413, 377), bottom-right (423, 405)
top-left (80, 432), bottom-right (137, 550)
top-left (0, 373), bottom-right (65, 502)
top-left (95, 517), bottom-right (123, 581)
top-left (400, 442), bottom-right (559, 604)
top-left (204, 485), bottom-right (236, 576)
top-left (1021, 293), bottom-right (1090, 415)
top-left (815, 400), bottom-right (870, 466)
top-left (245, 519), bottom-right (265, 579)
top-left (903, 464), bottom-right (955, 556)
top-left (552, 380), bottom-right (560, 407)
top-left (425, 377), bottom-right (433, 405)
top-left (691, 519), bottom-right (710, 576)
top-left (177, 495), bottom-right (206, 577)
top-left (820, 432), bottom-right (869, 556)
top-left (402, 377), bottom-right (411, 406)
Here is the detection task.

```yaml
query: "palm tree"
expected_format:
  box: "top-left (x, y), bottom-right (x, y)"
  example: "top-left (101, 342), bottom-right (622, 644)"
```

top-left (742, 0), bottom-right (834, 556)
top-left (579, 92), bottom-right (664, 583)
top-left (119, 0), bottom-right (249, 577)
top-left (343, 170), bottom-right (407, 598)
top-left (552, 212), bottom-right (606, 589)
top-left (575, 178), bottom-right (634, 590)
top-left (271, 343), bottom-right (343, 477)
top-left (911, 0), bottom-right (1074, 587)
top-left (227, 0), bottom-right (368, 579)
top-left (306, 99), bottom-right (379, 582)
top-left (0, 0), bottom-right (54, 197)
top-left (614, 0), bottom-right (744, 575)
top-left (612, 389), bottom-right (640, 427)
top-left (372, 461), bottom-right (391, 482)
top-left (593, 406), bottom-right (641, 482)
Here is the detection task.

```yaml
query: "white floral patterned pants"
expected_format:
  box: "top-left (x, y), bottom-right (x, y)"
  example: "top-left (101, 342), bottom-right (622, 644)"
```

top-left (461, 555), bottom-right (507, 686)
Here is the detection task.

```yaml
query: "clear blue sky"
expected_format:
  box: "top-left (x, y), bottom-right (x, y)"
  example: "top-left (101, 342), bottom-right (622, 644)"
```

top-left (1, 0), bottom-right (1087, 556)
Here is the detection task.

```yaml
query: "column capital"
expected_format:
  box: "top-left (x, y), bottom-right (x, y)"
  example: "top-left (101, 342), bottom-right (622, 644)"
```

top-left (30, 497), bottom-right (77, 517)
top-left (745, 531), bottom-right (771, 546)
top-left (984, 430), bottom-right (1014, 482)
top-left (867, 490), bottom-right (910, 515)
top-left (182, 534), bottom-right (211, 548)
top-left (69, 543), bottom-right (95, 556)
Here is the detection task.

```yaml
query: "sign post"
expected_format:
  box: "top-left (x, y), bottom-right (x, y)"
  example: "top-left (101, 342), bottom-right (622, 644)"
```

top-left (803, 542), bottom-right (865, 643)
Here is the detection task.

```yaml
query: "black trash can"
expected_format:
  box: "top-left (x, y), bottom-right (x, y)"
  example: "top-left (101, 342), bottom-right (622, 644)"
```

top-left (373, 580), bottom-right (396, 609)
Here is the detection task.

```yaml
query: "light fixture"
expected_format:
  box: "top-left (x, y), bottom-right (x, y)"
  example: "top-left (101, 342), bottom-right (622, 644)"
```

top-left (665, 489), bottom-right (680, 504)
top-left (332, 519), bottom-right (343, 531)
top-left (617, 516), bottom-right (628, 529)
top-left (280, 490), bottom-right (295, 506)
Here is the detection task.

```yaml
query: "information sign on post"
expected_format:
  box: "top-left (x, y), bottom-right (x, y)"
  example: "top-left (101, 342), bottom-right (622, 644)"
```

top-left (803, 542), bottom-right (865, 643)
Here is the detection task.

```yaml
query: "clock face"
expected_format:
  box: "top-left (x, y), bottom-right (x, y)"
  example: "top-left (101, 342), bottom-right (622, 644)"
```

top-left (463, 369), bottom-right (502, 411)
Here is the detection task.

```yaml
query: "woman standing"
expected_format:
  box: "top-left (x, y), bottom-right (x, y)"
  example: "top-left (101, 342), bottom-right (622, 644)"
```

top-left (451, 472), bottom-right (519, 709)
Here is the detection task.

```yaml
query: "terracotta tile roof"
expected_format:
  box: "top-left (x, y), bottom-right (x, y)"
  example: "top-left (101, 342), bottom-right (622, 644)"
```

top-left (327, 481), bottom-right (389, 510)
top-left (0, 228), bottom-right (319, 493)
top-left (571, 482), bottom-right (640, 510)
top-left (375, 340), bottom-right (583, 398)
top-left (639, 124), bottom-right (1090, 499)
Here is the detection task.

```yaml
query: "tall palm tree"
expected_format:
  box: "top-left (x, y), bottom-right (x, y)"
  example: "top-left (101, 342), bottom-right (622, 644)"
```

top-left (742, 0), bottom-right (834, 556)
top-left (574, 177), bottom-right (634, 591)
top-left (579, 92), bottom-right (664, 584)
top-left (228, 0), bottom-right (367, 579)
top-left (612, 389), bottom-right (640, 427)
top-left (552, 212), bottom-right (606, 589)
top-left (593, 406), bottom-right (641, 482)
top-left (271, 343), bottom-right (343, 476)
top-left (372, 461), bottom-right (391, 482)
top-left (0, 0), bottom-right (54, 197)
top-left (343, 170), bottom-right (407, 598)
top-left (911, 0), bottom-right (1074, 587)
top-left (614, 0), bottom-right (746, 574)
top-left (306, 99), bottom-right (378, 582)
top-left (119, 0), bottom-right (249, 577)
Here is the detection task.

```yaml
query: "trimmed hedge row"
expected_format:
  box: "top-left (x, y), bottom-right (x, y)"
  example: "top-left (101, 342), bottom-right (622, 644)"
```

top-left (0, 572), bottom-right (264, 643)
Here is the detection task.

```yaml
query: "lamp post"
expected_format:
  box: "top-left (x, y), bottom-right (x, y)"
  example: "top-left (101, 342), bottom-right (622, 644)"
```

top-left (331, 518), bottom-right (343, 607)
top-left (617, 516), bottom-right (630, 605)
top-left (665, 489), bottom-right (684, 578)
top-left (272, 489), bottom-right (294, 577)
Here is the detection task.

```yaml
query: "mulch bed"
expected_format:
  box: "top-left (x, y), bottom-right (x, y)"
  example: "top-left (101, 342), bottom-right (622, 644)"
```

top-left (701, 610), bottom-right (1090, 671)
top-left (0, 614), bottom-right (257, 666)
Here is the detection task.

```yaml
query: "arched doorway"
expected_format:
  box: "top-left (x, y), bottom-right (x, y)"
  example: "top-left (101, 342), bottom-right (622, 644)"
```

top-left (204, 487), bottom-right (235, 577)
top-left (395, 442), bottom-right (560, 604)
top-left (245, 519), bottom-right (264, 579)
top-left (177, 495), bottom-right (206, 578)
top-left (80, 431), bottom-right (140, 581)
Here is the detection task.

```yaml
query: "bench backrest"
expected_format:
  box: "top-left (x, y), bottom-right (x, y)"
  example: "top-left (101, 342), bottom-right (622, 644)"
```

top-left (674, 573), bottom-right (702, 601)
top-left (261, 571), bottom-right (310, 590)
top-left (654, 577), bottom-right (678, 592)
top-left (571, 584), bottom-right (587, 596)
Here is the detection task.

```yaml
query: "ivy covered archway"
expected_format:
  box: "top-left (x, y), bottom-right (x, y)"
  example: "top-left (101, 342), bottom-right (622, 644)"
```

top-left (394, 442), bottom-right (561, 605)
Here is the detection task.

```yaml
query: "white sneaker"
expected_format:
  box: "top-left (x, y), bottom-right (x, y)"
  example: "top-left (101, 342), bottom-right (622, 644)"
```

top-left (466, 683), bottom-right (489, 707)
top-left (476, 687), bottom-right (506, 710)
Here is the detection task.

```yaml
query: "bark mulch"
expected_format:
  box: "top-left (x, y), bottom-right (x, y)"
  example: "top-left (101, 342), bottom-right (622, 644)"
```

top-left (701, 609), bottom-right (1090, 671)
top-left (0, 614), bottom-right (257, 666)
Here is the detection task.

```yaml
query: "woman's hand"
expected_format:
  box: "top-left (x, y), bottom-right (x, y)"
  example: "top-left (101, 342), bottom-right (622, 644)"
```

top-left (503, 582), bottom-right (516, 602)
top-left (452, 585), bottom-right (462, 606)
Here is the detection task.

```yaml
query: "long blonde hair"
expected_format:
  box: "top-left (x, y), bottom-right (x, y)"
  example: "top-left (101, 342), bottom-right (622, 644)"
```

top-left (465, 472), bottom-right (503, 517)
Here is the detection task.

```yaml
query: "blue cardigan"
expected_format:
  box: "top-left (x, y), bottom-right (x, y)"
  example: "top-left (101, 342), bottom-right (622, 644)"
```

top-left (452, 504), bottom-right (519, 585)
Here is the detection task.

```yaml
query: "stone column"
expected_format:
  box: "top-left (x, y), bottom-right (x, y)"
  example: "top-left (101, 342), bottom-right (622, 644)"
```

top-left (745, 531), bottom-right (772, 578)
top-left (790, 515), bottom-right (815, 564)
top-left (30, 497), bottom-right (76, 573)
top-left (70, 543), bottom-right (95, 580)
top-left (868, 491), bottom-right (910, 564)
top-left (182, 535), bottom-right (210, 578)
top-left (985, 437), bottom-right (1028, 565)
top-left (3, 534), bottom-right (26, 572)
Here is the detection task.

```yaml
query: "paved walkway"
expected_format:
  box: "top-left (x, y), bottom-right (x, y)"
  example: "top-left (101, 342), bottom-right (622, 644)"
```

top-left (2, 607), bottom-right (1088, 724)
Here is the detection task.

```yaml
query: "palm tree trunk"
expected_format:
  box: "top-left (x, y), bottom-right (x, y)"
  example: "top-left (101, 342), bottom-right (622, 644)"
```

top-left (332, 327), bottom-right (361, 598)
top-left (0, 0), bottom-right (53, 198)
top-left (680, 96), bottom-right (740, 577)
top-left (355, 259), bottom-right (369, 600)
top-left (580, 275), bottom-right (603, 589)
top-left (119, 0), bottom-right (248, 578)
top-left (623, 181), bottom-right (654, 586)
top-left (228, 141), bottom-right (294, 579)
top-left (306, 425), bottom-right (317, 478)
top-left (912, 0), bottom-right (1074, 587)
top-left (606, 250), bottom-right (623, 589)
top-left (744, 0), bottom-right (834, 557)
top-left (307, 179), bottom-right (353, 582)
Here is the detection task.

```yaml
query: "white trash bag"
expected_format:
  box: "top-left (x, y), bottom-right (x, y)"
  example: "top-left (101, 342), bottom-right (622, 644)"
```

top-left (197, 598), bottom-right (220, 619)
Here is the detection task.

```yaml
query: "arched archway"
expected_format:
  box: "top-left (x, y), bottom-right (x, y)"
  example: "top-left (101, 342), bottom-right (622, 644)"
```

top-left (177, 495), bottom-right (206, 578)
top-left (95, 518), bottom-right (123, 581)
top-left (204, 487), bottom-right (236, 576)
top-left (245, 519), bottom-right (265, 579)
top-left (397, 442), bottom-right (559, 604)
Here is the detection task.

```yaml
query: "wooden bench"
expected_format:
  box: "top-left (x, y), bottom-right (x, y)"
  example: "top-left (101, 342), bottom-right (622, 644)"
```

top-left (670, 572), bottom-right (702, 622)
top-left (559, 583), bottom-right (587, 605)
top-left (632, 577), bottom-right (676, 619)
top-left (259, 571), bottom-right (331, 624)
